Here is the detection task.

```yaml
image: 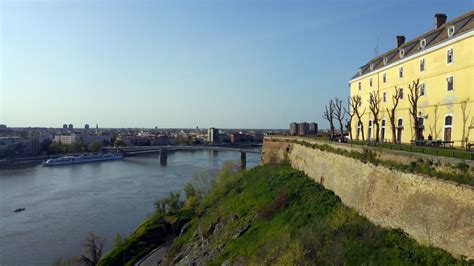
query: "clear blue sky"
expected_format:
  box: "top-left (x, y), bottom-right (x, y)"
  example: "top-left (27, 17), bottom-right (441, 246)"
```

top-left (1, 0), bottom-right (472, 129)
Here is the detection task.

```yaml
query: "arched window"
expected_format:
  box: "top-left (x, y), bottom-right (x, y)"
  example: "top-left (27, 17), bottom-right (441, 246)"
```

top-left (356, 121), bottom-right (362, 140)
top-left (444, 115), bottom-right (453, 142)
top-left (381, 119), bottom-right (386, 141)
top-left (397, 118), bottom-right (403, 143)
top-left (368, 120), bottom-right (373, 141)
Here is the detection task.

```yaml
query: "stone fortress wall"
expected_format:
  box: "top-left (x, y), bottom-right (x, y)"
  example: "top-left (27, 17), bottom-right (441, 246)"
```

top-left (261, 136), bottom-right (474, 259)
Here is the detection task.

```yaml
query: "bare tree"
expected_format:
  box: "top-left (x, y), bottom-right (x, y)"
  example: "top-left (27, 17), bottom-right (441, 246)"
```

top-left (333, 97), bottom-right (346, 137)
top-left (80, 232), bottom-right (105, 266)
top-left (344, 97), bottom-right (356, 140)
top-left (350, 96), bottom-right (366, 141)
top-left (386, 86), bottom-right (401, 143)
top-left (408, 79), bottom-right (422, 141)
top-left (368, 90), bottom-right (382, 142)
top-left (322, 99), bottom-right (336, 136)
top-left (461, 99), bottom-right (471, 148)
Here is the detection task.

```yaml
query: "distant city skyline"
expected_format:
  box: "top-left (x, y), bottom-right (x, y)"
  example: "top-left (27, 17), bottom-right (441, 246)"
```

top-left (1, 1), bottom-right (472, 128)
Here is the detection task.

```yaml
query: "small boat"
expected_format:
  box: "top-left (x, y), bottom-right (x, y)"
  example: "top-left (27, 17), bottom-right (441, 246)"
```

top-left (14, 208), bottom-right (25, 213)
top-left (43, 153), bottom-right (123, 166)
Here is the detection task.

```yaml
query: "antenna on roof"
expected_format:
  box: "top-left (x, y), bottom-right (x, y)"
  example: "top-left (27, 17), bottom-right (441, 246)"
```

top-left (374, 36), bottom-right (379, 56)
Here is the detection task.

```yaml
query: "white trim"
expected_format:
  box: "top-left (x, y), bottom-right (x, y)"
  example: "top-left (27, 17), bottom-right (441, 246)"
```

top-left (349, 29), bottom-right (474, 83)
top-left (448, 26), bottom-right (455, 38)
top-left (420, 39), bottom-right (426, 48)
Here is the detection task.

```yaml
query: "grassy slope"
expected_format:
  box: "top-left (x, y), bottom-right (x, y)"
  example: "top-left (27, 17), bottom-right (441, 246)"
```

top-left (169, 164), bottom-right (469, 265)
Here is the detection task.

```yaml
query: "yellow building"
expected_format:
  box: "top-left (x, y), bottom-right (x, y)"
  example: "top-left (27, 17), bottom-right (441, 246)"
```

top-left (349, 11), bottom-right (474, 147)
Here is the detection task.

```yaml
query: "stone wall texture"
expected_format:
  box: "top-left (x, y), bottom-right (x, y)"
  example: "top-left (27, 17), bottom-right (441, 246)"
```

top-left (261, 137), bottom-right (474, 259)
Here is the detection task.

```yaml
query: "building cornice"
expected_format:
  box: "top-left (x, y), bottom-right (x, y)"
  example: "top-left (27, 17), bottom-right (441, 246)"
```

top-left (349, 29), bottom-right (474, 83)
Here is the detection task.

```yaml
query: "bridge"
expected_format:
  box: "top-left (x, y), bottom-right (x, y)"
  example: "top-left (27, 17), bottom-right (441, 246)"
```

top-left (101, 145), bottom-right (261, 168)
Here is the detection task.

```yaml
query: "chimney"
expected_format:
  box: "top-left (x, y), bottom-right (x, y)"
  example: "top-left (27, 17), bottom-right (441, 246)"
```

top-left (434, 13), bottom-right (447, 29)
top-left (396, 35), bottom-right (405, 48)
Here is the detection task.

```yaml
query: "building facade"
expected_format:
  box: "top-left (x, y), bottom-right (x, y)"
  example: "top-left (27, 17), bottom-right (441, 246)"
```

top-left (349, 12), bottom-right (474, 147)
top-left (207, 127), bottom-right (218, 143)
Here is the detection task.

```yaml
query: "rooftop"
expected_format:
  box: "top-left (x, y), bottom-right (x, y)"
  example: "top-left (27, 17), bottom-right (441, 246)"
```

top-left (351, 10), bottom-right (474, 81)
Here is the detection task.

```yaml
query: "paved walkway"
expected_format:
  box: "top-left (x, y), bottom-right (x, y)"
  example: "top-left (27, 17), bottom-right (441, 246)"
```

top-left (135, 246), bottom-right (167, 266)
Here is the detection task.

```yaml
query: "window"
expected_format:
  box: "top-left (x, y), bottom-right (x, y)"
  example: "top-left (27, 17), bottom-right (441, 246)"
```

top-left (383, 57), bottom-right (388, 65)
top-left (369, 78), bottom-right (372, 87)
top-left (444, 115), bottom-right (453, 141)
top-left (358, 82), bottom-right (361, 90)
top-left (420, 58), bottom-right (425, 72)
top-left (447, 76), bottom-right (453, 91)
top-left (399, 67), bottom-right (403, 78)
top-left (448, 26), bottom-right (455, 38)
top-left (370, 94), bottom-right (374, 104)
top-left (447, 48), bottom-right (453, 64)
top-left (396, 118), bottom-right (403, 142)
top-left (370, 64), bottom-right (374, 71)
top-left (381, 119), bottom-right (386, 141)
top-left (420, 39), bottom-right (426, 49)
top-left (383, 92), bottom-right (387, 102)
top-left (399, 49), bottom-right (405, 58)
top-left (420, 82), bottom-right (425, 96)
top-left (383, 73), bottom-right (387, 83)
top-left (399, 88), bottom-right (404, 99)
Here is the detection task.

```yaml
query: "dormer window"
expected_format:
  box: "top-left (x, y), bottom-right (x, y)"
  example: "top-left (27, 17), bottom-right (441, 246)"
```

top-left (448, 26), bottom-right (455, 38)
top-left (358, 69), bottom-right (363, 75)
top-left (420, 39), bottom-right (426, 49)
top-left (383, 57), bottom-right (388, 65)
top-left (399, 49), bottom-right (405, 58)
top-left (370, 64), bottom-right (374, 71)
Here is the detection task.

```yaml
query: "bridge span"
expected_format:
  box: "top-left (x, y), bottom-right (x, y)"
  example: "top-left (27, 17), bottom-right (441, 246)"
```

top-left (101, 145), bottom-right (261, 168)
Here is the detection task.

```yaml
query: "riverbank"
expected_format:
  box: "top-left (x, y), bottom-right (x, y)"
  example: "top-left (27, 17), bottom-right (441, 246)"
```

top-left (100, 163), bottom-right (470, 265)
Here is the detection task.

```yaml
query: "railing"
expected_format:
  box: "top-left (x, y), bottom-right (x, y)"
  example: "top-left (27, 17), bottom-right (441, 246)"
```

top-left (347, 139), bottom-right (473, 160)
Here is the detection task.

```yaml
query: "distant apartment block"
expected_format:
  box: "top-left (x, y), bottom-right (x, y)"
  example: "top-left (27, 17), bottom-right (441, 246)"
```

top-left (207, 127), bottom-right (218, 143)
top-left (53, 134), bottom-right (110, 145)
top-left (289, 122), bottom-right (318, 136)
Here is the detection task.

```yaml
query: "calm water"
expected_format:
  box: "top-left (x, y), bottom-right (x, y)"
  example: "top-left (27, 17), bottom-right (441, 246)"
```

top-left (0, 150), bottom-right (260, 265)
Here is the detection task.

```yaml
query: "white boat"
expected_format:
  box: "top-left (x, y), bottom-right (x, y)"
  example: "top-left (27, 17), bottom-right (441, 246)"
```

top-left (43, 153), bottom-right (123, 166)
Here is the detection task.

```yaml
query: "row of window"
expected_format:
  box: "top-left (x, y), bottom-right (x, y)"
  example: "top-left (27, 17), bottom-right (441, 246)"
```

top-left (358, 115), bottom-right (454, 141)
top-left (359, 76), bottom-right (455, 106)
top-left (358, 48), bottom-right (455, 90)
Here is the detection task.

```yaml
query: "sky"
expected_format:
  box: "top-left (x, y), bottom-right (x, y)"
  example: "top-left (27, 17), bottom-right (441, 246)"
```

top-left (0, 0), bottom-right (472, 129)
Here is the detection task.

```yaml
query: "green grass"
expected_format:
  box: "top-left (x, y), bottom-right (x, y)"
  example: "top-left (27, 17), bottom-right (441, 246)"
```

top-left (168, 164), bottom-right (470, 265)
top-left (343, 138), bottom-right (473, 160)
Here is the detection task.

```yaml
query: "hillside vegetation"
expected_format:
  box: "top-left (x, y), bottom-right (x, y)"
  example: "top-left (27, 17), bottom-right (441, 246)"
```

top-left (101, 163), bottom-right (470, 265)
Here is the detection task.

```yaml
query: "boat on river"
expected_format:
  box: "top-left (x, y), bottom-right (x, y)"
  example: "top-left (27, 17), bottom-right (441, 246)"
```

top-left (43, 153), bottom-right (123, 166)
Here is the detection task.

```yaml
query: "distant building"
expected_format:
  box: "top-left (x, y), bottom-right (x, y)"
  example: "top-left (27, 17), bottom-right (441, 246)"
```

top-left (0, 125), bottom-right (6, 130)
top-left (230, 132), bottom-right (253, 143)
top-left (68, 124), bottom-right (73, 130)
top-left (289, 122), bottom-right (298, 136)
top-left (208, 127), bottom-right (218, 143)
top-left (53, 133), bottom-right (110, 145)
top-left (85, 124), bottom-right (90, 131)
top-left (63, 124), bottom-right (67, 129)
top-left (309, 122), bottom-right (318, 135)
top-left (297, 122), bottom-right (309, 136)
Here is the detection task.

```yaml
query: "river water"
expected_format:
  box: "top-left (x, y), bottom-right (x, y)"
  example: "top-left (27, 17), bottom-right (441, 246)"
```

top-left (0, 150), bottom-right (260, 265)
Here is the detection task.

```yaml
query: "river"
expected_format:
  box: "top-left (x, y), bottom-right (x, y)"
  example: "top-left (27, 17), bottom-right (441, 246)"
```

top-left (0, 150), bottom-right (260, 265)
